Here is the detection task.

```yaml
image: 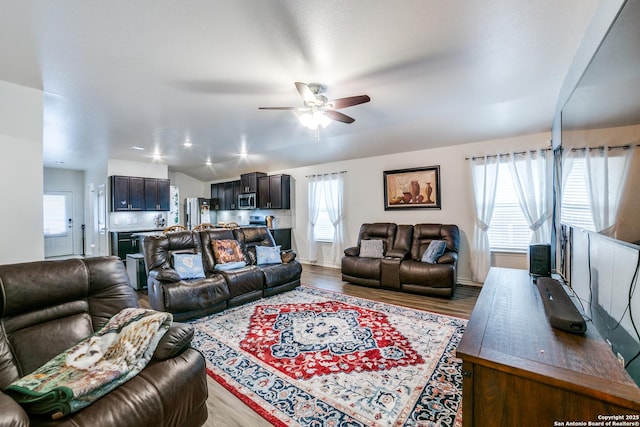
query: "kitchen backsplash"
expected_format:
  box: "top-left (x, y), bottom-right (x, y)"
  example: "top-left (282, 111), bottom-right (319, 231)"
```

top-left (110, 211), bottom-right (168, 231)
top-left (217, 209), bottom-right (293, 229)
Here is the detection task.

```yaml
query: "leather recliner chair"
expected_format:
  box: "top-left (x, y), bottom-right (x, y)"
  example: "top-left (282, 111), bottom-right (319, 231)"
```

top-left (341, 223), bottom-right (399, 287)
top-left (0, 256), bottom-right (208, 427)
top-left (398, 224), bottom-right (460, 298)
top-left (341, 223), bottom-right (460, 298)
top-left (144, 230), bottom-right (230, 321)
top-left (233, 227), bottom-right (302, 297)
top-left (198, 228), bottom-right (265, 308)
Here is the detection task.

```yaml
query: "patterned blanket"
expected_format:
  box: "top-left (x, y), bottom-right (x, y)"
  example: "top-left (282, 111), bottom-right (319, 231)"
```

top-left (4, 308), bottom-right (172, 419)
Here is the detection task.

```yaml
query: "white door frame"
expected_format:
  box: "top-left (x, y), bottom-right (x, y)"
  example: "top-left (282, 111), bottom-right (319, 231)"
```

top-left (44, 191), bottom-right (74, 258)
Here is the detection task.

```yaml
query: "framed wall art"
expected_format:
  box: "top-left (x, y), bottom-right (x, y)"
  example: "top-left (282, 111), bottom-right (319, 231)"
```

top-left (383, 165), bottom-right (441, 210)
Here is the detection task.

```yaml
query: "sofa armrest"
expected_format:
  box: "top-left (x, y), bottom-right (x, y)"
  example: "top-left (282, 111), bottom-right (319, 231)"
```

top-left (344, 246), bottom-right (359, 257)
top-left (149, 267), bottom-right (181, 282)
top-left (437, 252), bottom-right (458, 264)
top-left (152, 322), bottom-right (194, 361)
top-left (0, 391), bottom-right (29, 427)
top-left (280, 249), bottom-right (297, 264)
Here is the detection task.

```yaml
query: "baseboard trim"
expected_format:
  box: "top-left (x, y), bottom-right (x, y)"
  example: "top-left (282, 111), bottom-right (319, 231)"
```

top-left (457, 278), bottom-right (483, 287)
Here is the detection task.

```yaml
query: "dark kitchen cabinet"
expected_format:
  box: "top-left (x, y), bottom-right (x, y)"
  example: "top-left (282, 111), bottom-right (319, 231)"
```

top-left (111, 231), bottom-right (141, 263)
top-left (257, 174), bottom-right (290, 209)
top-left (210, 183), bottom-right (223, 210)
top-left (240, 172), bottom-right (267, 193)
top-left (225, 180), bottom-right (241, 210)
top-left (110, 176), bottom-right (144, 211)
top-left (144, 178), bottom-right (170, 211)
top-left (211, 180), bottom-right (242, 210)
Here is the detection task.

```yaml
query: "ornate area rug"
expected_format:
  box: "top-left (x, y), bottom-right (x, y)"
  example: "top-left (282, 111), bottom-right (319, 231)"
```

top-left (190, 286), bottom-right (466, 427)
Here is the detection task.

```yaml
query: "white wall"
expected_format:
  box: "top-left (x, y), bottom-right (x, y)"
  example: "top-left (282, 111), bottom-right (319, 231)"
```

top-left (44, 168), bottom-right (85, 255)
top-left (107, 159), bottom-right (168, 179)
top-left (169, 171), bottom-right (210, 227)
top-left (0, 80), bottom-right (44, 264)
top-left (269, 132), bottom-right (549, 284)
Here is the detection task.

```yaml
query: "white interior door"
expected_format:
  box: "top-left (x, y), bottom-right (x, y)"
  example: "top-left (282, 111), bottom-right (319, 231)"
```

top-left (44, 191), bottom-right (74, 258)
top-left (97, 184), bottom-right (108, 256)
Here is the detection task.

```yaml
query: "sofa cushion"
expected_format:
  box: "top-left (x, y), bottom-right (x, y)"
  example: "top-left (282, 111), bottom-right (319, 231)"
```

top-left (421, 240), bottom-right (446, 263)
top-left (215, 261), bottom-right (247, 271)
top-left (256, 245), bottom-right (282, 265)
top-left (212, 239), bottom-right (245, 264)
top-left (359, 239), bottom-right (384, 258)
top-left (162, 276), bottom-right (230, 312)
top-left (260, 261), bottom-right (303, 288)
top-left (173, 253), bottom-right (205, 279)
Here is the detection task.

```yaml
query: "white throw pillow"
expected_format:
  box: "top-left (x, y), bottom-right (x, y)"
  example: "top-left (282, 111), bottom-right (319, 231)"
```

top-left (359, 239), bottom-right (384, 258)
top-left (256, 245), bottom-right (282, 265)
top-left (173, 253), bottom-right (206, 279)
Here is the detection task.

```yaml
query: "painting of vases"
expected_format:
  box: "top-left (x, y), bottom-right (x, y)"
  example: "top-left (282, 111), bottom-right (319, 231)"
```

top-left (383, 165), bottom-right (441, 210)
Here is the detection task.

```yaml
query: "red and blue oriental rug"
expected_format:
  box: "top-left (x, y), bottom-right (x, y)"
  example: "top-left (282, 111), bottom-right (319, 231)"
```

top-left (190, 286), bottom-right (466, 427)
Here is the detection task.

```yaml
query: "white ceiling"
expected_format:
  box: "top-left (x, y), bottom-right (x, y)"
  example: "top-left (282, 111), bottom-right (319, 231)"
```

top-left (0, 0), bottom-right (599, 181)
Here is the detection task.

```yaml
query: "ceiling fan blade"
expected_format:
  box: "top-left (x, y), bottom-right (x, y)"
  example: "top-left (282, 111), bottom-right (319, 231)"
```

top-left (295, 82), bottom-right (319, 105)
top-left (329, 95), bottom-right (371, 109)
top-left (325, 110), bottom-right (355, 124)
top-left (258, 106), bottom-right (299, 110)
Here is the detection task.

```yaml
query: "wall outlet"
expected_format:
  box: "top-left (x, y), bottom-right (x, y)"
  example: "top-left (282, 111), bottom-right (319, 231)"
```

top-left (617, 352), bottom-right (625, 367)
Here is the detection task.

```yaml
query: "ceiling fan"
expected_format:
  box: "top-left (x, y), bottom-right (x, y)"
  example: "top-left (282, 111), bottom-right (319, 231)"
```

top-left (259, 82), bottom-right (370, 128)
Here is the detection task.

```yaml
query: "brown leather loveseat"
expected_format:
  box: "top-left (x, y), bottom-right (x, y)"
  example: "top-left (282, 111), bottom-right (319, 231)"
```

top-left (0, 256), bottom-right (208, 427)
top-left (342, 222), bottom-right (460, 298)
top-left (144, 226), bottom-right (302, 321)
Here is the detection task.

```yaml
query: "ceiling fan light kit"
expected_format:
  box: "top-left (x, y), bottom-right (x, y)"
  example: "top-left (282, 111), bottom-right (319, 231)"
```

top-left (259, 82), bottom-right (370, 131)
top-left (298, 110), bottom-right (331, 130)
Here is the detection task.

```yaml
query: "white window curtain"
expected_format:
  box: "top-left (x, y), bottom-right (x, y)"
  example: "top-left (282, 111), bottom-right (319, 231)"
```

top-left (307, 174), bottom-right (322, 262)
top-left (508, 148), bottom-right (553, 244)
top-left (469, 156), bottom-right (500, 283)
top-left (307, 172), bottom-right (347, 265)
top-left (323, 172), bottom-right (346, 266)
top-left (585, 145), bottom-right (634, 236)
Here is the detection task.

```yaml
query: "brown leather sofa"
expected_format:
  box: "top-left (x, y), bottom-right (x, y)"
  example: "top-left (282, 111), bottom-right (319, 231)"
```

top-left (144, 226), bottom-right (302, 321)
top-left (342, 222), bottom-right (460, 298)
top-left (0, 256), bottom-right (208, 427)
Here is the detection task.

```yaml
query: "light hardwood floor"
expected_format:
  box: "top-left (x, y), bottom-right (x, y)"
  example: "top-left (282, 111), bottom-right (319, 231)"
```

top-left (138, 264), bottom-right (481, 427)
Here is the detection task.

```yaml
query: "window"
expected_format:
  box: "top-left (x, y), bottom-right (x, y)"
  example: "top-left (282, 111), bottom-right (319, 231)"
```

top-left (487, 166), bottom-right (532, 252)
top-left (43, 194), bottom-right (68, 236)
top-left (313, 184), bottom-right (335, 242)
top-left (560, 157), bottom-right (596, 231)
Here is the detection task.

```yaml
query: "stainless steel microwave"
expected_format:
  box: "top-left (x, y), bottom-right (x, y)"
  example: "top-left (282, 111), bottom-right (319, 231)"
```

top-left (237, 192), bottom-right (256, 209)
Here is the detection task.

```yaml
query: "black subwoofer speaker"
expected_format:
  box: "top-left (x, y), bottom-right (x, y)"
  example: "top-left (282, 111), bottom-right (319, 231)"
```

top-left (529, 244), bottom-right (551, 277)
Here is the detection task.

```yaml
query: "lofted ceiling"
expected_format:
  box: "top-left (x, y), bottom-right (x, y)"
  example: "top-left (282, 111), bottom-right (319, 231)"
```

top-left (0, 0), bottom-right (599, 181)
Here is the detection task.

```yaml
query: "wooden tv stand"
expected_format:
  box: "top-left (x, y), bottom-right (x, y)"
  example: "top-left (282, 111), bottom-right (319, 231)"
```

top-left (457, 267), bottom-right (640, 426)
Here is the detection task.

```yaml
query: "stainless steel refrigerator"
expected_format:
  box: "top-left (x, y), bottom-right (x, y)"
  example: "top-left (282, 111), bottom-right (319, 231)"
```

top-left (185, 198), bottom-right (215, 230)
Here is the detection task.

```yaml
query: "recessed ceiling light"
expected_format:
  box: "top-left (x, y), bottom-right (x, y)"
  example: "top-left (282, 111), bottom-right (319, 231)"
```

top-left (130, 146), bottom-right (145, 151)
top-left (183, 141), bottom-right (192, 147)
top-left (205, 159), bottom-right (212, 166)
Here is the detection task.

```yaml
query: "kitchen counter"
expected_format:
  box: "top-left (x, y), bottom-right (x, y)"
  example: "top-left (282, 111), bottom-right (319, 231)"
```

top-left (111, 228), bottom-right (165, 233)
top-left (131, 231), bottom-right (164, 237)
